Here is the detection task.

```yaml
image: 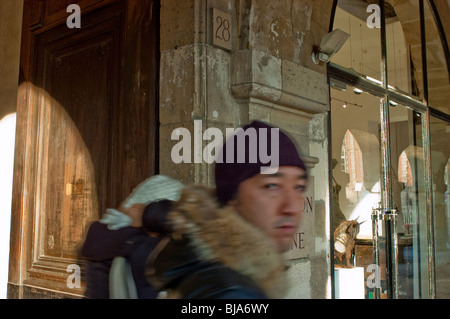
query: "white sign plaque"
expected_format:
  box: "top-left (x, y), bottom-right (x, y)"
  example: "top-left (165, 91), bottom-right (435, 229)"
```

top-left (284, 176), bottom-right (315, 260)
top-left (212, 8), bottom-right (232, 51)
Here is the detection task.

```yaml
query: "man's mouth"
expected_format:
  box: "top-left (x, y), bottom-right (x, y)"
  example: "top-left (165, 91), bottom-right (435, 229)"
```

top-left (277, 224), bottom-right (296, 236)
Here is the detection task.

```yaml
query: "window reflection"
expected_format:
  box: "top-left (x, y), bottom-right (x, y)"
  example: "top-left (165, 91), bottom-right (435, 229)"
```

top-left (332, 0), bottom-right (427, 99)
top-left (331, 85), bottom-right (382, 240)
top-left (332, 3), bottom-right (382, 81)
top-left (331, 0), bottom-right (449, 114)
top-left (424, 0), bottom-right (450, 115)
top-left (430, 116), bottom-right (450, 298)
top-left (389, 103), bottom-right (429, 298)
top-left (386, 0), bottom-right (424, 99)
top-left (341, 130), bottom-right (364, 204)
top-left (398, 151), bottom-right (413, 234)
top-left (331, 0), bottom-right (449, 299)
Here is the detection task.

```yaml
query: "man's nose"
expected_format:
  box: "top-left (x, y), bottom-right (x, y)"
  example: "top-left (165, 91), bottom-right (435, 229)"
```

top-left (281, 189), bottom-right (303, 215)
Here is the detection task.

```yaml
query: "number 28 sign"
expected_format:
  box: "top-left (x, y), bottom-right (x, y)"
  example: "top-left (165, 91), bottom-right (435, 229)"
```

top-left (212, 8), bottom-right (232, 51)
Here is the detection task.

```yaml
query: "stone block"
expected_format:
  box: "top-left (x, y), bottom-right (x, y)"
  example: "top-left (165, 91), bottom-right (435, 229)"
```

top-left (159, 46), bottom-right (196, 125)
top-left (205, 46), bottom-right (240, 125)
top-left (231, 49), bottom-right (282, 98)
top-left (284, 259), bottom-right (311, 298)
top-left (282, 59), bottom-right (329, 107)
top-left (160, 120), bottom-right (237, 186)
top-left (159, 122), bottom-right (197, 184)
top-left (270, 107), bottom-right (311, 137)
top-left (248, 0), bottom-right (313, 64)
top-left (161, 0), bottom-right (196, 51)
top-left (232, 49), bottom-right (329, 113)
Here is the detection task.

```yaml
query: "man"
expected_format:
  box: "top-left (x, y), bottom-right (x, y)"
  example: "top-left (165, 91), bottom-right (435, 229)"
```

top-left (144, 120), bottom-right (308, 298)
top-left (81, 176), bottom-right (182, 299)
top-left (81, 201), bottom-right (167, 299)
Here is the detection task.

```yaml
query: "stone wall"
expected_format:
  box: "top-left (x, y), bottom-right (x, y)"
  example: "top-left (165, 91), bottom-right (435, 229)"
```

top-left (0, 0), bottom-right (23, 119)
top-left (160, 0), bottom-right (335, 298)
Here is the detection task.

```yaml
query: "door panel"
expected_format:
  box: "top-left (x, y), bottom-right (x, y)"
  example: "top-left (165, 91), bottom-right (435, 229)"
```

top-left (430, 115), bottom-right (450, 299)
top-left (9, 0), bottom-right (159, 298)
top-left (35, 10), bottom-right (120, 260)
top-left (389, 104), bottom-right (430, 298)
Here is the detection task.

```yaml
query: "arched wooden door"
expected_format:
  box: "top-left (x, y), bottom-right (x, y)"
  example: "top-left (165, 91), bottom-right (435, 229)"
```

top-left (8, 0), bottom-right (159, 298)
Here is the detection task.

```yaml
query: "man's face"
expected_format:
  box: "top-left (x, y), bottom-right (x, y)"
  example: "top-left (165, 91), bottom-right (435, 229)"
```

top-left (229, 166), bottom-right (308, 253)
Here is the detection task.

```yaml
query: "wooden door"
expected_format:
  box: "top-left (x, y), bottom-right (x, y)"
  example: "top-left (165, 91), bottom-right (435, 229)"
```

top-left (8, 0), bottom-right (159, 298)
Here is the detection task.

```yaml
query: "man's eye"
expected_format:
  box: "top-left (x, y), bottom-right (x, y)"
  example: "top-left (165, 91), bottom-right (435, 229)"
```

top-left (264, 183), bottom-right (278, 190)
top-left (295, 185), bottom-right (306, 192)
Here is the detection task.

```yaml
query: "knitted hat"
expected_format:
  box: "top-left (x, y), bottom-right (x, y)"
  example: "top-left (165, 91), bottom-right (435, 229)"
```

top-left (214, 120), bottom-right (306, 206)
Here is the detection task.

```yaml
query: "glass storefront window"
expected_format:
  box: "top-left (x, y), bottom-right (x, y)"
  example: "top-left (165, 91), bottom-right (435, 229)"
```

top-left (331, 85), bottom-right (432, 298)
top-left (332, 4), bottom-right (382, 81)
top-left (386, 0), bottom-right (424, 99)
top-left (331, 84), bottom-right (385, 299)
top-left (389, 102), bottom-right (430, 298)
top-left (331, 86), bottom-right (383, 238)
top-left (330, 0), bottom-right (449, 299)
top-left (430, 115), bottom-right (450, 298)
top-left (424, 0), bottom-right (450, 115)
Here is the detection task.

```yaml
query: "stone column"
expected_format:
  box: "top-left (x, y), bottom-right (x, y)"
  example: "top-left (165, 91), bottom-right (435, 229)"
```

top-left (159, 0), bottom-right (335, 298)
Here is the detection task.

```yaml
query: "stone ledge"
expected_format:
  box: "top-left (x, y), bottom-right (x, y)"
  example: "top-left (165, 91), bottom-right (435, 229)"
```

top-left (231, 49), bottom-right (329, 114)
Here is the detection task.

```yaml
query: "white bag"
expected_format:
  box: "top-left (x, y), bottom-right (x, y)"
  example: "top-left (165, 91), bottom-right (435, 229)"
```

top-left (109, 256), bottom-right (138, 299)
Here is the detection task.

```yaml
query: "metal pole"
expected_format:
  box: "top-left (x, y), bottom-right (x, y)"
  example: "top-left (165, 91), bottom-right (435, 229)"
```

top-left (372, 207), bottom-right (382, 299)
top-left (384, 209), bottom-right (399, 299)
top-left (419, 0), bottom-right (436, 298)
top-left (379, 0), bottom-right (398, 300)
top-left (384, 212), bottom-right (393, 299)
top-left (379, 0), bottom-right (393, 215)
top-left (382, 209), bottom-right (399, 299)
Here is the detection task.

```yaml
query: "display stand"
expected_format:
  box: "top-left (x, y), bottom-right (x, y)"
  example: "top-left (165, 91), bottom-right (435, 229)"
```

top-left (334, 267), bottom-right (365, 299)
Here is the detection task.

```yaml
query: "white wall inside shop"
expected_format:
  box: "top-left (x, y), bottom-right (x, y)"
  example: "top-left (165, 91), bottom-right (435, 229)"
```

top-left (0, 114), bottom-right (17, 299)
top-left (0, 0), bottom-right (23, 299)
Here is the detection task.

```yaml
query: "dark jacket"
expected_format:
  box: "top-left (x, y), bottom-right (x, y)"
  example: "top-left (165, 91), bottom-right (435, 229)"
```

top-left (81, 200), bottom-right (172, 299)
top-left (146, 185), bottom-right (288, 299)
top-left (147, 236), bottom-right (267, 298)
top-left (81, 222), bottom-right (160, 298)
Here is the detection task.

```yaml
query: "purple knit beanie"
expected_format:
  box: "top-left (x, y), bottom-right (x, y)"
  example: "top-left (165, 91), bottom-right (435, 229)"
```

top-left (214, 120), bottom-right (306, 206)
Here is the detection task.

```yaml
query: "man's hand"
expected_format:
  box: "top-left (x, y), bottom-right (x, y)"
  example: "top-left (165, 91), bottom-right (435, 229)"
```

top-left (122, 203), bottom-right (147, 228)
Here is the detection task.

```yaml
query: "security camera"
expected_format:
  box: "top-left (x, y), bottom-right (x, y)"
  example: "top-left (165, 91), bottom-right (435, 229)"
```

top-left (312, 29), bottom-right (350, 65)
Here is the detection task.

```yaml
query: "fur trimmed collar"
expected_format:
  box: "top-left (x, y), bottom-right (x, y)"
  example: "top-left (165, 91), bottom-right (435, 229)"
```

top-left (165, 185), bottom-right (288, 298)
